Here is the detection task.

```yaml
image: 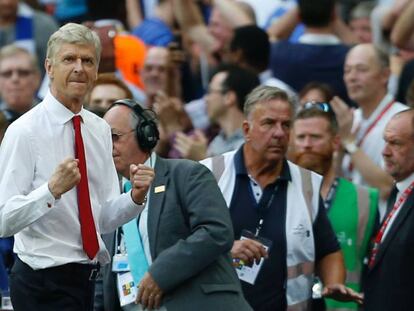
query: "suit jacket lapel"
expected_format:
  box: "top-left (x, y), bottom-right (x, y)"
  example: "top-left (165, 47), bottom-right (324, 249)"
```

top-left (147, 156), bottom-right (168, 259)
top-left (371, 191), bottom-right (414, 270)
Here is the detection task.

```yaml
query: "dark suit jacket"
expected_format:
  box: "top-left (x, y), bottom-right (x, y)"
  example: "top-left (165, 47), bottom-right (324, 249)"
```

top-left (100, 156), bottom-right (251, 311)
top-left (363, 190), bottom-right (414, 311)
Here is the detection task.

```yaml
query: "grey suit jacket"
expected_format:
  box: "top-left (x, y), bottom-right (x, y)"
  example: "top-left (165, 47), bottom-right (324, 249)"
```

top-left (99, 156), bottom-right (252, 311)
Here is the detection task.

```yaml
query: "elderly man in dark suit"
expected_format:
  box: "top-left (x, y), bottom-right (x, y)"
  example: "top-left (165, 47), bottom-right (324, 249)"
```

top-left (98, 99), bottom-right (251, 311)
top-left (363, 108), bottom-right (414, 310)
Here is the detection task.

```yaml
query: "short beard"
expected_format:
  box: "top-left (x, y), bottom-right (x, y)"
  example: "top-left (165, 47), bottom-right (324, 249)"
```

top-left (293, 151), bottom-right (332, 175)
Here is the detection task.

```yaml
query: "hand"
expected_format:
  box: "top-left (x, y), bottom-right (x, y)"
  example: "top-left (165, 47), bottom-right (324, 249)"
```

top-left (231, 239), bottom-right (268, 265)
top-left (136, 272), bottom-right (163, 310)
top-left (130, 164), bottom-right (155, 204)
top-left (153, 92), bottom-right (192, 135)
top-left (174, 130), bottom-right (208, 160)
top-left (48, 157), bottom-right (81, 199)
top-left (330, 96), bottom-right (355, 142)
top-left (322, 284), bottom-right (364, 305)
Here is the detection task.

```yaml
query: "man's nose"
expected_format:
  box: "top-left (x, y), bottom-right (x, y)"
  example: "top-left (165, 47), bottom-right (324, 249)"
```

top-left (271, 123), bottom-right (286, 137)
top-left (73, 59), bottom-right (84, 72)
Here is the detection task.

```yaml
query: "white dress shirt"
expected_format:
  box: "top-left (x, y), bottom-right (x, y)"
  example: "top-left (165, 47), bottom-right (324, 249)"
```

top-left (0, 91), bottom-right (143, 269)
top-left (138, 152), bottom-right (156, 266)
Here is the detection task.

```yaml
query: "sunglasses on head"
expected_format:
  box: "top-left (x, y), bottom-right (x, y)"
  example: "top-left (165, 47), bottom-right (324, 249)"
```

top-left (302, 101), bottom-right (332, 113)
top-left (300, 101), bottom-right (337, 122)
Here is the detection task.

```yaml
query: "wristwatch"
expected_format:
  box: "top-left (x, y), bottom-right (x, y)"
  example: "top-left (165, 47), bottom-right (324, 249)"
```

top-left (344, 140), bottom-right (358, 154)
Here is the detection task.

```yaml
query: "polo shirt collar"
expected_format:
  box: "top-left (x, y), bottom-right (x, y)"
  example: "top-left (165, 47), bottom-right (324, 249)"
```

top-left (234, 145), bottom-right (291, 182)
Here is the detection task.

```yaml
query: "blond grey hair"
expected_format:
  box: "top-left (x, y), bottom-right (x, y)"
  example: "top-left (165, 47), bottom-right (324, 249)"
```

top-left (46, 23), bottom-right (102, 65)
top-left (0, 44), bottom-right (40, 74)
top-left (244, 85), bottom-right (294, 119)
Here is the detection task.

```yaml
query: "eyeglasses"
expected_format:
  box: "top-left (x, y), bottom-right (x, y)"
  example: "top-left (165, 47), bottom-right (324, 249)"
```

top-left (0, 69), bottom-right (34, 79)
top-left (111, 130), bottom-right (135, 142)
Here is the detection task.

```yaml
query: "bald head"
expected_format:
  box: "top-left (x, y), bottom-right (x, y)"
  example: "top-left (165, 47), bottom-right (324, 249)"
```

top-left (344, 43), bottom-right (390, 106)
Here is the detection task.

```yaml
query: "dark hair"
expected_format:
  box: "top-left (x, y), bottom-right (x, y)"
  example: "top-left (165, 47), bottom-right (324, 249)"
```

top-left (212, 64), bottom-right (260, 112)
top-left (298, 0), bottom-right (336, 27)
top-left (299, 82), bottom-right (334, 103)
top-left (230, 25), bottom-right (270, 72)
top-left (92, 73), bottom-right (133, 98)
top-left (295, 105), bottom-right (338, 134)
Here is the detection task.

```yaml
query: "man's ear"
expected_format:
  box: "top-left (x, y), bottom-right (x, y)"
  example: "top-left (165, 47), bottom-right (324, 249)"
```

top-left (242, 120), bottom-right (250, 141)
top-left (45, 58), bottom-right (53, 79)
top-left (332, 134), bottom-right (341, 152)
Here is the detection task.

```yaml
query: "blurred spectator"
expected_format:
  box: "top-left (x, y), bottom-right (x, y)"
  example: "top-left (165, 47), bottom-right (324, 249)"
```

top-left (53, 0), bottom-right (89, 25)
top-left (173, 0), bottom-right (253, 88)
top-left (299, 82), bottom-right (334, 107)
top-left (330, 44), bottom-right (407, 211)
top-left (395, 58), bottom-right (414, 104)
top-left (267, 1), bottom-right (357, 45)
top-left (139, 46), bottom-right (192, 157)
top-left (141, 46), bottom-right (170, 108)
top-left (229, 25), bottom-right (297, 100)
top-left (349, 1), bottom-right (376, 44)
top-left (125, 0), bottom-right (158, 24)
top-left (131, 0), bottom-right (175, 47)
top-left (269, 0), bottom-right (352, 105)
top-left (87, 73), bottom-right (133, 117)
top-left (390, 0), bottom-right (414, 50)
top-left (173, 64), bottom-right (260, 160)
top-left (0, 44), bottom-right (41, 121)
top-left (87, 0), bottom-right (128, 27)
top-left (84, 20), bottom-right (147, 99)
top-left (0, 0), bottom-right (58, 78)
top-left (141, 47), bottom-right (181, 108)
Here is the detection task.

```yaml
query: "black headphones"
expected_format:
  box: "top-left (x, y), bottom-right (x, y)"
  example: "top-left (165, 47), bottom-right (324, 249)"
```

top-left (110, 99), bottom-right (159, 152)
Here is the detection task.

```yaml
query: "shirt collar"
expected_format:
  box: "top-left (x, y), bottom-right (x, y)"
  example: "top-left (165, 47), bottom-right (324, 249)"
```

top-left (145, 152), bottom-right (157, 168)
top-left (396, 171), bottom-right (414, 193)
top-left (234, 145), bottom-right (291, 182)
top-left (43, 90), bottom-right (89, 125)
top-left (298, 33), bottom-right (341, 45)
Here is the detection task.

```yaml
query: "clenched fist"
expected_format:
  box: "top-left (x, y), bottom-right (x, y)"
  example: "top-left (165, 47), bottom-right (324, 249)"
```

top-left (130, 164), bottom-right (155, 204)
top-left (48, 157), bottom-right (81, 199)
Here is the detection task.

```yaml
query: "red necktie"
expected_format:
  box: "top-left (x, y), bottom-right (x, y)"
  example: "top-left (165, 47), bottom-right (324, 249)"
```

top-left (73, 115), bottom-right (99, 259)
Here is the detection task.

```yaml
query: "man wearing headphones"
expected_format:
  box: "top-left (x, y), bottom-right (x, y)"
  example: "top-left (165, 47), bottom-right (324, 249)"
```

top-left (99, 99), bottom-right (251, 311)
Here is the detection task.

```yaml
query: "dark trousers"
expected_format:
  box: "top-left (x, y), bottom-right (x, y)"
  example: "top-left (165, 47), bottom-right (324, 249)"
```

top-left (9, 257), bottom-right (99, 311)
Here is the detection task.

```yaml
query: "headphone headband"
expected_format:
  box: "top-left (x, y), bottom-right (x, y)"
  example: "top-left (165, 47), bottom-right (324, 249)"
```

top-left (110, 99), bottom-right (159, 151)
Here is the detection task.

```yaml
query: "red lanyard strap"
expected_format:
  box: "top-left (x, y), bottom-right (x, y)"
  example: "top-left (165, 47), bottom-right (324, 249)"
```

top-left (356, 99), bottom-right (395, 147)
top-left (348, 100), bottom-right (395, 174)
top-left (368, 181), bottom-right (414, 268)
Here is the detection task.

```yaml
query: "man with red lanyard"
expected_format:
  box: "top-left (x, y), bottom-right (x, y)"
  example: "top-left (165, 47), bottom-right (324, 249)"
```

top-left (363, 109), bottom-right (414, 310)
top-left (330, 43), bottom-right (407, 218)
